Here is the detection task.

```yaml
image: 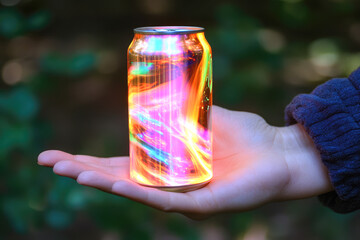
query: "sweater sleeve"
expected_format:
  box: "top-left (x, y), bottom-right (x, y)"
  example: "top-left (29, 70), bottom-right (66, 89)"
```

top-left (285, 67), bottom-right (360, 213)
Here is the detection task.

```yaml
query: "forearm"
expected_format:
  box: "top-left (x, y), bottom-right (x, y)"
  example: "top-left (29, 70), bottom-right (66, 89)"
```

top-left (275, 124), bottom-right (333, 200)
top-left (283, 68), bottom-right (360, 213)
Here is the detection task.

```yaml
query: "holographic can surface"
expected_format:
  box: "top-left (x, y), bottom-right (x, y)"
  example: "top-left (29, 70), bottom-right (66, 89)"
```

top-left (127, 26), bottom-right (212, 192)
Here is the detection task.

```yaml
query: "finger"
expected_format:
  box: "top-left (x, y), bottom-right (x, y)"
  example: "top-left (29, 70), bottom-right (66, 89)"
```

top-left (53, 160), bottom-right (89, 179)
top-left (38, 150), bottom-right (74, 167)
top-left (53, 159), bottom-right (129, 180)
top-left (74, 155), bottom-right (130, 167)
top-left (38, 150), bottom-right (130, 168)
top-left (111, 180), bottom-right (199, 213)
top-left (77, 171), bottom-right (117, 193)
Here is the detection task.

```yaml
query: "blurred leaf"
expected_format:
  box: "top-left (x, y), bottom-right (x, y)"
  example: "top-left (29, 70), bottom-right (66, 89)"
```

top-left (40, 52), bottom-right (97, 76)
top-left (215, 4), bottom-right (259, 30)
top-left (40, 53), bottom-right (68, 75)
top-left (0, 119), bottom-right (32, 159)
top-left (0, 8), bottom-right (24, 38)
top-left (45, 209), bottom-right (73, 229)
top-left (26, 10), bottom-right (51, 31)
top-left (67, 52), bottom-right (96, 76)
top-left (229, 212), bottom-right (254, 236)
top-left (213, 55), bottom-right (231, 79)
top-left (0, 87), bottom-right (38, 122)
top-left (66, 189), bottom-right (87, 210)
top-left (166, 216), bottom-right (200, 239)
top-left (3, 198), bottom-right (33, 233)
top-left (271, 0), bottom-right (310, 28)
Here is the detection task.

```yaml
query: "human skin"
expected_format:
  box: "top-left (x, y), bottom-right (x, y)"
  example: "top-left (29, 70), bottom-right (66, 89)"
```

top-left (37, 105), bottom-right (333, 219)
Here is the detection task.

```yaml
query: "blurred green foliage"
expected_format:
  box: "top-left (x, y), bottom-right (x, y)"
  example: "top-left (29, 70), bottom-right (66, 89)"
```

top-left (0, 8), bottom-right (50, 38)
top-left (1, 0), bottom-right (360, 239)
top-left (40, 52), bottom-right (97, 77)
top-left (0, 87), bottom-right (37, 158)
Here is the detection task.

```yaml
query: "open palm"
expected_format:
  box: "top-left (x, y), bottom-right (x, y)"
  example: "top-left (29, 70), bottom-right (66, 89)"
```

top-left (38, 105), bottom-right (292, 219)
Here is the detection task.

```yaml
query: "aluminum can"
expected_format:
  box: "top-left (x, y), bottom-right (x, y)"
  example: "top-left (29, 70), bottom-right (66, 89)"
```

top-left (127, 26), bottom-right (212, 192)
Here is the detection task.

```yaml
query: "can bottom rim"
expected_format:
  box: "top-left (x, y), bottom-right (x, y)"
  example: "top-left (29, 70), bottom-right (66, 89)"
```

top-left (133, 179), bottom-right (211, 193)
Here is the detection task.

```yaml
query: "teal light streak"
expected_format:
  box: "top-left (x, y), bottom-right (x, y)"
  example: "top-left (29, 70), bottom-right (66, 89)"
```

top-left (131, 62), bottom-right (153, 75)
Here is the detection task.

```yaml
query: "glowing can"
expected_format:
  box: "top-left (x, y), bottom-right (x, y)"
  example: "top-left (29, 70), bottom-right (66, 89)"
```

top-left (128, 26), bottom-right (212, 192)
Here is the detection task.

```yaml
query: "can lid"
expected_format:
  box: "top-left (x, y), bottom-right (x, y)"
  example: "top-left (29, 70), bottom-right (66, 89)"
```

top-left (134, 26), bottom-right (204, 35)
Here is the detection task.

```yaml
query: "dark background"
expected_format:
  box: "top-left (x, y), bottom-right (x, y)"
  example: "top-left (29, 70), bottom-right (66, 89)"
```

top-left (1, 0), bottom-right (360, 239)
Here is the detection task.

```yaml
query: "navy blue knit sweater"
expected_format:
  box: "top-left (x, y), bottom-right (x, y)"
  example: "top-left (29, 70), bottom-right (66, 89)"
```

top-left (285, 67), bottom-right (360, 213)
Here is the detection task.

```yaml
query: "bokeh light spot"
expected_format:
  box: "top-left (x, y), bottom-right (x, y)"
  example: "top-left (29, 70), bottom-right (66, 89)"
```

top-left (2, 60), bottom-right (23, 85)
top-left (0, 0), bottom-right (21, 7)
top-left (258, 29), bottom-right (286, 53)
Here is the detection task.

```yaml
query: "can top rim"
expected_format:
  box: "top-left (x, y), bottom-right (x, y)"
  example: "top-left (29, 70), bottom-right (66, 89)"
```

top-left (134, 26), bottom-right (204, 35)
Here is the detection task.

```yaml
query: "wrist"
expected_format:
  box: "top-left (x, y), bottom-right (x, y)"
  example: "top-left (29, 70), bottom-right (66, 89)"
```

top-left (275, 124), bottom-right (333, 200)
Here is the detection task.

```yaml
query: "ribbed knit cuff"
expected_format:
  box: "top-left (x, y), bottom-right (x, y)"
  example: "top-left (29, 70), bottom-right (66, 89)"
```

top-left (285, 67), bottom-right (360, 213)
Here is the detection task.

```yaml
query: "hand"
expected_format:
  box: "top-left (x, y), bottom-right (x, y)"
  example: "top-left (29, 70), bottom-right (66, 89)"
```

top-left (38, 105), bottom-right (333, 219)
